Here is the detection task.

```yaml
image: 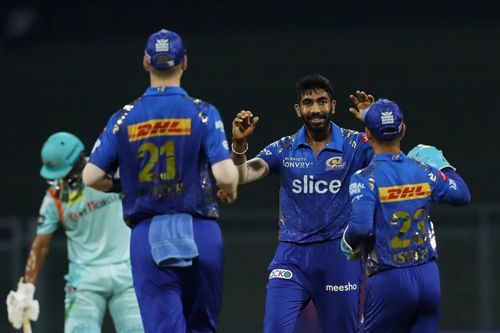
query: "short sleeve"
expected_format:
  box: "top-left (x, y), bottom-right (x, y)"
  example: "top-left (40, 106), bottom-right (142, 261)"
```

top-left (36, 194), bottom-right (60, 235)
top-left (88, 114), bottom-right (120, 174)
top-left (202, 105), bottom-right (231, 165)
top-left (256, 140), bottom-right (281, 174)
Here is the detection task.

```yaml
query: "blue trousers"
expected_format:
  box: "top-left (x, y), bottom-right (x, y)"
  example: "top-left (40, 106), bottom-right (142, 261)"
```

top-left (263, 239), bottom-right (362, 333)
top-left (360, 260), bottom-right (440, 333)
top-left (130, 217), bottom-right (223, 333)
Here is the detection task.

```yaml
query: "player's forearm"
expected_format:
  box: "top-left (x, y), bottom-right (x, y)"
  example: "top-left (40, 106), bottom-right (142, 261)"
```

top-left (211, 159), bottom-right (238, 194)
top-left (24, 234), bottom-right (52, 284)
top-left (82, 163), bottom-right (113, 192)
top-left (441, 169), bottom-right (471, 206)
top-left (236, 158), bottom-right (269, 184)
top-left (346, 201), bottom-right (375, 248)
top-left (231, 140), bottom-right (248, 166)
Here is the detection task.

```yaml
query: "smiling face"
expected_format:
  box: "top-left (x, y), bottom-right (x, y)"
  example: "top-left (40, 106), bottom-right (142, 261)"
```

top-left (294, 88), bottom-right (336, 135)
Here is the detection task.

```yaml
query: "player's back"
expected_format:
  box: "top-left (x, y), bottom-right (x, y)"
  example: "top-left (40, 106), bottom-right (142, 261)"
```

top-left (360, 153), bottom-right (454, 274)
top-left (112, 87), bottom-right (225, 223)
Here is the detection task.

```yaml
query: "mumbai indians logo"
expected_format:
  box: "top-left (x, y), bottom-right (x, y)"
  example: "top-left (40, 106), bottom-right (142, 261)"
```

top-left (381, 111), bottom-right (395, 124)
top-left (379, 183), bottom-right (431, 203)
top-left (326, 156), bottom-right (346, 170)
top-left (128, 118), bottom-right (191, 141)
top-left (155, 39), bottom-right (170, 52)
top-left (269, 269), bottom-right (293, 280)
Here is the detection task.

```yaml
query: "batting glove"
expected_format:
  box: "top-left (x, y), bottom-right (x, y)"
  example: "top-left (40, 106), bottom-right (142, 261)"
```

top-left (6, 278), bottom-right (39, 329)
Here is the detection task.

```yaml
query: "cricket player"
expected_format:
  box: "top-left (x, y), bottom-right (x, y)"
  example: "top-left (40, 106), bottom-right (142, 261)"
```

top-left (82, 29), bottom-right (238, 333)
top-left (6, 132), bottom-right (143, 333)
top-left (342, 99), bottom-right (471, 332)
top-left (229, 74), bottom-right (374, 333)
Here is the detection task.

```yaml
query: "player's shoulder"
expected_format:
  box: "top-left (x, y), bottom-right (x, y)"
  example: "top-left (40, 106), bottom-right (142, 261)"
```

top-left (339, 127), bottom-right (370, 150)
top-left (351, 164), bottom-right (377, 193)
top-left (39, 188), bottom-right (58, 212)
top-left (354, 160), bottom-right (379, 178)
top-left (268, 131), bottom-right (298, 153)
top-left (406, 155), bottom-right (433, 174)
top-left (107, 97), bottom-right (143, 131)
top-left (184, 95), bottom-right (217, 112)
top-left (405, 156), bottom-right (446, 183)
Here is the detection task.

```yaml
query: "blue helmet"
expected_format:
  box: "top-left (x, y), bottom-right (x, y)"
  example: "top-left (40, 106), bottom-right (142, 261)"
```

top-left (40, 132), bottom-right (84, 180)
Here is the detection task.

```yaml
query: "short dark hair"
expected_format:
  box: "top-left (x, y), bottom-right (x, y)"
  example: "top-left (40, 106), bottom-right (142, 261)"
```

top-left (296, 74), bottom-right (334, 102)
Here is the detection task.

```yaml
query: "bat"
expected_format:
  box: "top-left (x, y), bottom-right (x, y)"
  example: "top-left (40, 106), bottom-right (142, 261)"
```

top-left (23, 313), bottom-right (32, 333)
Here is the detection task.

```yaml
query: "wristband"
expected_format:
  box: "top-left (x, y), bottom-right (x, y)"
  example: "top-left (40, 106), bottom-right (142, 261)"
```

top-left (231, 142), bottom-right (249, 155)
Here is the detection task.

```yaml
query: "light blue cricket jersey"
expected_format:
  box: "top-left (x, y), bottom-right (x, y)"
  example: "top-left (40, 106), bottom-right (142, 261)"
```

top-left (256, 122), bottom-right (373, 243)
top-left (37, 185), bottom-right (130, 265)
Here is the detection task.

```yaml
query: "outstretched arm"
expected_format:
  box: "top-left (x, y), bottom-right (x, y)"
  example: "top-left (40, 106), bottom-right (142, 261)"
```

top-left (212, 159), bottom-right (238, 204)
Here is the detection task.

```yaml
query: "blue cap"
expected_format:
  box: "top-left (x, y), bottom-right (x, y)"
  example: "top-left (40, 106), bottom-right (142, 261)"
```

top-left (145, 29), bottom-right (186, 69)
top-left (40, 132), bottom-right (84, 180)
top-left (363, 98), bottom-right (403, 140)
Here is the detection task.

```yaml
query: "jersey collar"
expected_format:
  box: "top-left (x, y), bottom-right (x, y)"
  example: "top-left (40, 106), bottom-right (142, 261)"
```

top-left (143, 86), bottom-right (188, 96)
top-left (373, 151), bottom-right (406, 162)
top-left (293, 122), bottom-right (344, 152)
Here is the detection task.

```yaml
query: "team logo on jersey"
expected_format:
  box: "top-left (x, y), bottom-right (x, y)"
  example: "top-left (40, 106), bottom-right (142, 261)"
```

top-left (37, 215), bottom-right (45, 227)
top-left (379, 183), bottom-right (431, 203)
top-left (283, 157), bottom-right (311, 168)
top-left (325, 282), bottom-right (357, 292)
top-left (326, 157), bottom-right (346, 170)
top-left (269, 269), bottom-right (293, 280)
top-left (128, 118), bottom-right (191, 141)
top-left (292, 175), bottom-right (341, 194)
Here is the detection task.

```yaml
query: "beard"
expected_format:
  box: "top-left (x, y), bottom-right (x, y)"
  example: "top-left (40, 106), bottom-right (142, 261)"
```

top-left (301, 112), bottom-right (331, 134)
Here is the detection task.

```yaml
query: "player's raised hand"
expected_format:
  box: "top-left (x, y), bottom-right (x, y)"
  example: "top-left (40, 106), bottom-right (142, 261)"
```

top-left (349, 90), bottom-right (375, 122)
top-left (232, 110), bottom-right (260, 143)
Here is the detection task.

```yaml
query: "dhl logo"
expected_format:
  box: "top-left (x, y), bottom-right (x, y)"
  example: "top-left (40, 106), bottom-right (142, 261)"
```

top-left (128, 119), bottom-right (191, 141)
top-left (379, 183), bottom-right (431, 203)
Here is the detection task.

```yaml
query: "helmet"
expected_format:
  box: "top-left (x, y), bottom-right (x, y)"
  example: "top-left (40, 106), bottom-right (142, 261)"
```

top-left (40, 132), bottom-right (85, 180)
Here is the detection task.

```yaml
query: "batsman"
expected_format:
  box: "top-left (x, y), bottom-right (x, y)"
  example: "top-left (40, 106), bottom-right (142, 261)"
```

top-left (6, 132), bottom-right (143, 333)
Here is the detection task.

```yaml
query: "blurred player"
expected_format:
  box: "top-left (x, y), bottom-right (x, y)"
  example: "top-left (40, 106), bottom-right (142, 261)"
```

top-left (82, 29), bottom-right (238, 333)
top-left (6, 132), bottom-right (143, 333)
top-left (229, 74), bottom-right (374, 333)
top-left (342, 99), bottom-right (471, 332)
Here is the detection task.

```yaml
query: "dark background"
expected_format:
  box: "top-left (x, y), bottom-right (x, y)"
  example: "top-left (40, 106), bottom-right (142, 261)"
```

top-left (1, 0), bottom-right (499, 332)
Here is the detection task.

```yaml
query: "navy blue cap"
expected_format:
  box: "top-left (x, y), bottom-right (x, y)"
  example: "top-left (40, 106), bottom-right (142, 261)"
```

top-left (145, 29), bottom-right (186, 69)
top-left (363, 98), bottom-right (404, 140)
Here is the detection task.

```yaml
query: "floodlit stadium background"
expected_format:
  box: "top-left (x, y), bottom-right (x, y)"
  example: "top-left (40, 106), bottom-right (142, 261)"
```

top-left (1, 0), bottom-right (499, 332)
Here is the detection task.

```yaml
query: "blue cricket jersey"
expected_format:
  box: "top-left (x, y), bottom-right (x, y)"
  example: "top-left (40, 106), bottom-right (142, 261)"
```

top-left (346, 152), bottom-right (471, 275)
top-left (89, 87), bottom-right (230, 224)
top-left (256, 122), bottom-right (373, 243)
